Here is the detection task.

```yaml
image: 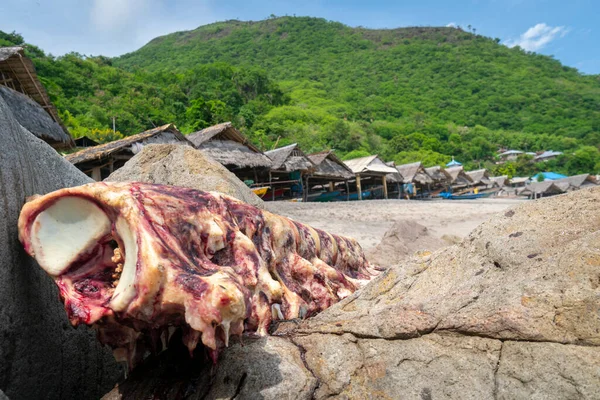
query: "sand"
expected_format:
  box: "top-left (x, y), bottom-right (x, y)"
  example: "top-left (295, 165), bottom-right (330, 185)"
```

top-left (267, 198), bottom-right (525, 256)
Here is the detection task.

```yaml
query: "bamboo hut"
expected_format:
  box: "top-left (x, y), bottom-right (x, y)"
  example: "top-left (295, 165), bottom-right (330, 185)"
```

top-left (445, 166), bottom-right (474, 192)
top-left (65, 124), bottom-right (191, 181)
top-left (307, 150), bottom-right (354, 201)
top-left (396, 161), bottom-right (434, 198)
top-left (343, 155), bottom-right (398, 200)
top-left (264, 143), bottom-right (315, 200)
top-left (187, 122), bottom-right (272, 183)
top-left (0, 47), bottom-right (72, 148)
top-left (424, 166), bottom-right (453, 194)
top-left (466, 169), bottom-right (492, 190)
top-left (552, 174), bottom-right (597, 191)
top-left (518, 181), bottom-right (565, 199)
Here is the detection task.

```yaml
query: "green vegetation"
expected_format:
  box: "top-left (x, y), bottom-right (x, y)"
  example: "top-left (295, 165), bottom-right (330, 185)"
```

top-left (2, 16), bottom-right (600, 176)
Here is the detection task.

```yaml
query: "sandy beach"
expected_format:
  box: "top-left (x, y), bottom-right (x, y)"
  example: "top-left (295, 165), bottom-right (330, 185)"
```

top-left (267, 198), bottom-right (526, 252)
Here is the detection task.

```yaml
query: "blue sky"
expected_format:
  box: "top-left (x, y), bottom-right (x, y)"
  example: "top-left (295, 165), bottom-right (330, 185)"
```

top-left (1, 0), bottom-right (598, 74)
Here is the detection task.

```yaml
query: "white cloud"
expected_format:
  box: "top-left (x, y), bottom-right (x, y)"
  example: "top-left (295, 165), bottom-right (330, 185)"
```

top-left (90, 0), bottom-right (148, 31)
top-left (505, 23), bottom-right (569, 52)
top-left (446, 22), bottom-right (457, 28)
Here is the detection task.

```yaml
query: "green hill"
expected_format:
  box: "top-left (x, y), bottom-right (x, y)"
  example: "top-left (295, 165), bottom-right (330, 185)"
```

top-left (2, 16), bottom-right (600, 175)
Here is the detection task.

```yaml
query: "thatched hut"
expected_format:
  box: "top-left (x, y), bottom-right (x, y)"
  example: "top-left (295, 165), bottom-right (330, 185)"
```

top-left (187, 122), bottom-right (271, 183)
top-left (344, 155), bottom-right (398, 200)
top-left (553, 174), bottom-right (597, 191)
top-left (518, 181), bottom-right (565, 199)
top-left (396, 161), bottom-right (434, 198)
top-left (445, 166), bottom-right (474, 192)
top-left (0, 47), bottom-right (72, 148)
top-left (65, 124), bottom-right (191, 180)
top-left (466, 169), bottom-right (492, 190)
top-left (264, 143), bottom-right (315, 200)
top-left (306, 150), bottom-right (354, 201)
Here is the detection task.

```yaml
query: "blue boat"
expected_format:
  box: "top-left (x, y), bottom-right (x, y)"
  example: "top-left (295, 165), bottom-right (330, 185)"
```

top-left (438, 191), bottom-right (493, 200)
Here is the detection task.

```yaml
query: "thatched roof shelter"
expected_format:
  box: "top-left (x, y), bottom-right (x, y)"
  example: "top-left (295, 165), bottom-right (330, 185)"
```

top-left (187, 122), bottom-right (271, 169)
top-left (445, 166), bottom-right (473, 186)
top-left (396, 161), bottom-right (433, 185)
top-left (466, 169), bottom-right (492, 186)
top-left (265, 143), bottom-right (314, 172)
top-left (308, 150), bottom-right (353, 180)
top-left (0, 47), bottom-right (71, 148)
top-left (65, 124), bottom-right (190, 180)
top-left (519, 181), bottom-right (565, 197)
top-left (490, 176), bottom-right (510, 187)
top-left (424, 166), bottom-right (452, 183)
top-left (552, 174), bottom-right (597, 191)
top-left (344, 155), bottom-right (397, 176)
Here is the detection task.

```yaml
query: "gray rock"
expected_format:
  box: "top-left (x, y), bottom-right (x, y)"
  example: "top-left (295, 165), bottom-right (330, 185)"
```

top-left (103, 187), bottom-right (600, 399)
top-left (497, 341), bottom-right (600, 400)
top-left (105, 144), bottom-right (264, 208)
top-left (294, 333), bottom-right (501, 399)
top-left (0, 95), bottom-right (122, 399)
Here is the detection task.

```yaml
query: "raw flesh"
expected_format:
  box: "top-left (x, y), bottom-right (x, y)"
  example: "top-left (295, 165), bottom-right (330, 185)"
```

top-left (18, 182), bottom-right (379, 366)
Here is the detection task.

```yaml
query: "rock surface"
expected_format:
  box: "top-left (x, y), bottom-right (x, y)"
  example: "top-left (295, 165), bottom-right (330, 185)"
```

top-left (106, 144), bottom-right (264, 208)
top-left (0, 95), bottom-right (122, 399)
top-left (103, 186), bottom-right (600, 399)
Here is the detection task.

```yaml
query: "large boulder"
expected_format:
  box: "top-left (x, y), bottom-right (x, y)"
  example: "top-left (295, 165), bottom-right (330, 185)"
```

top-left (104, 187), bottom-right (600, 399)
top-left (0, 95), bottom-right (122, 399)
top-left (105, 144), bottom-right (264, 208)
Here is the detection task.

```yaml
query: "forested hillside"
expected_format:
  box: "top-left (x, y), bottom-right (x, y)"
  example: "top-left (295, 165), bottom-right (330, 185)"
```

top-left (2, 16), bottom-right (600, 176)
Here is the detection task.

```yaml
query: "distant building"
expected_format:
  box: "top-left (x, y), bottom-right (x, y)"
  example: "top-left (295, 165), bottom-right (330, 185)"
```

top-left (534, 150), bottom-right (563, 162)
top-left (498, 150), bottom-right (523, 162)
top-left (446, 157), bottom-right (462, 167)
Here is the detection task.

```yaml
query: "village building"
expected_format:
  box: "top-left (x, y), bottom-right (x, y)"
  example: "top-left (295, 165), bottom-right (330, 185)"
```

top-left (73, 136), bottom-right (100, 148)
top-left (446, 157), bottom-right (462, 168)
top-left (343, 155), bottom-right (398, 200)
top-left (264, 143), bottom-right (315, 200)
top-left (187, 122), bottom-right (272, 184)
top-left (534, 150), bottom-right (563, 162)
top-left (444, 165), bottom-right (474, 192)
top-left (395, 161), bottom-right (434, 198)
top-left (497, 150), bottom-right (523, 163)
top-left (0, 46), bottom-right (72, 148)
top-left (466, 169), bottom-right (492, 191)
top-left (424, 166), bottom-right (453, 194)
top-left (65, 124), bottom-right (191, 181)
top-left (306, 150), bottom-right (354, 201)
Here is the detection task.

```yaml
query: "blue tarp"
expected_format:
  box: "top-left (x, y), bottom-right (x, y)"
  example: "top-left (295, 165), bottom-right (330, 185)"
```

top-left (531, 172), bottom-right (568, 181)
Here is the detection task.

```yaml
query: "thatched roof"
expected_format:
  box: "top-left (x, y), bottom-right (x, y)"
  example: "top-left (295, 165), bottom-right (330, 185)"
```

top-left (187, 122), bottom-right (271, 169)
top-left (425, 166), bottom-right (452, 183)
top-left (553, 174), bottom-right (597, 190)
top-left (308, 150), bottom-right (354, 180)
top-left (395, 161), bottom-right (433, 184)
top-left (445, 166), bottom-right (474, 185)
top-left (490, 176), bottom-right (510, 187)
top-left (0, 47), bottom-right (71, 148)
top-left (510, 177), bottom-right (529, 185)
top-left (344, 155), bottom-right (398, 175)
top-left (519, 181), bottom-right (565, 196)
top-left (0, 86), bottom-right (72, 148)
top-left (65, 124), bottom-right (190, 165)
top-left (265, 143), bottom-right (314, 172)
top-left (466, 169), bottom-right (491, 185)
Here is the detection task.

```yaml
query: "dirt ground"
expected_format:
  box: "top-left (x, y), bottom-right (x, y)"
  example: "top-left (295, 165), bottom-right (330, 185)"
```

top-left (266, 198), bottom-right (526, 252)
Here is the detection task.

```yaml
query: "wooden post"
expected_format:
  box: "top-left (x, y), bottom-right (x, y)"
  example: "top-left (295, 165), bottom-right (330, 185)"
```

top-left (382, 175), bottom-right (388, 199)
top-left (303, 175), bottom-right (309, 202)
top-left (397, 182), bottom-right (401, 199)
top-left (356, 174), bottom-right (362, 200)
top-left (269, 171), bottom-right (274, 201)
top-left (345, 180), bottom-right (350, 201)
top-left (329, 181), bottom-right (334, 192)
top-left (91, 167), bottom-right (101, 181)
top-left (253, 168), bottom-right (258, 183)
